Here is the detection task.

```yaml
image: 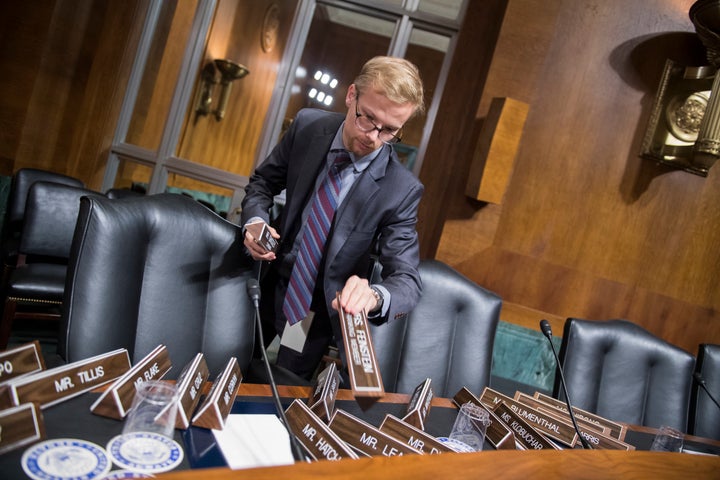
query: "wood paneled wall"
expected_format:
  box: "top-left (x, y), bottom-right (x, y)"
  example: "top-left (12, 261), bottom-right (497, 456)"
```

top-left (418, 0), bottom-right (719, 353)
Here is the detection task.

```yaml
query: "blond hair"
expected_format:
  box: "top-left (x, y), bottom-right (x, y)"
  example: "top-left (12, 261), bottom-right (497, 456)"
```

top-left (353, 56), bottom-right (425, 117)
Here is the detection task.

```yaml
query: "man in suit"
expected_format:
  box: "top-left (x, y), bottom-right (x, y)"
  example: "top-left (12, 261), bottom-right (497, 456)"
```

top-left (242, 56), bottom-right (425, 379)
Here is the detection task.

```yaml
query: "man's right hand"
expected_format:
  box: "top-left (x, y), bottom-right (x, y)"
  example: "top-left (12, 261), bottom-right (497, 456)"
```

top-left (243, 222), bottom-right (280, 261)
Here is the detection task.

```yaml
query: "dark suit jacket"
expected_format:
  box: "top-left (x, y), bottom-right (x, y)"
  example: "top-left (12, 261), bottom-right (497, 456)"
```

top-left (241, 108), bottom-right (423, 333)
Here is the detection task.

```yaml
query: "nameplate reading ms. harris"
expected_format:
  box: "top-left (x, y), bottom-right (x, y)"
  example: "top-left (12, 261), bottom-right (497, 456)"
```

top-left (402, 378), bottom-right (433, 430)
top-left (0, 349), bottom-right (130, 410)
top-left (379, 414), bottom-right (454, 454)
top-left (533, 391), bottom-right (627, 441)
top-left (91, 344), bottom-right (172, 420)
top-left (174, 353), bottom-right (210, 429)
top-left (0, 341), bottom-right (45, 384)
top-left (0, 403), bottom-right (45, 455)
top-left (307, 362), bottom-right (340, 422)
top-left (285, 399), bottom-right (358, 461)
top-left (336, 293), bottom-right (384, 399)
top-left (328, 409), bottom-right (423, 457)
top-left (192, 356), bottom-right (241, 430)
top-left (453, 387), bottom-right (515, 450)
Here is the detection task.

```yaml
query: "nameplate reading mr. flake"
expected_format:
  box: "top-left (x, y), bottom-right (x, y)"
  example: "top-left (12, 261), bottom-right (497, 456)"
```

top-left (0, 341), bottom-right (45, 384)
top-left (192, 357), bottom-right (241, 430)
top-left (336, 293), bottom-right (384, 398)
top-left (329, 409), bottom-right (422, 457)
top-left (307, 362), bottom-right (340, 422)
top-left (285, 399), bottom-right (358, 461)
top-left (1, 349), bottom-right (130, 409)
top-left (0, 403), bottom-right (45, 455)
top-left (493, 401), bottom-right (560, 451)
top-left (453, 387), bottom-right (515, 450)
top-left (174, 353), bottom-right (210, 429)
top-left (379, 414), bottom-right (453, 454)
top-left (91, 344), bottom-right (172, 420)
top-left (402, 378), bottom-right (433, 430)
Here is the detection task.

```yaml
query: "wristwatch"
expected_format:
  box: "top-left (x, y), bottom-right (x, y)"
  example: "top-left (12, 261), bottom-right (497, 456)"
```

top-left (370, 286), bottom-right (384, 312)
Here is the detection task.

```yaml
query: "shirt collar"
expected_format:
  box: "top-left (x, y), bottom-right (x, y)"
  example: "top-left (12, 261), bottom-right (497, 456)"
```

top-left (331, 123), bottom-right (383, 173)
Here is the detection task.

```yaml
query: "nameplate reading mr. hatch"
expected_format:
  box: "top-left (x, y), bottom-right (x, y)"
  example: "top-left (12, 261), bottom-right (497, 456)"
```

top-left (174, 353), bottom-right (210, 429)
top-left (307, 362), bottom-right (340, 422)
top-left (91, 344), bottom-right (172, 419)
top-left (0, 403), bottom-right (45, 455)
top-left (453, 387), bottom-right (515, 450)
top-left (192, 356), bottom-right (241, 430)
top-left (285, 399), bottom-right (358, 461)
top-left (0, 341), bottom-right (45, 384)
top-left (328, 409), bottom-right (422, 457)
top-left (402, 378), bottom-right (433, 430)
top-left (336, 293), bottom-right (384, 398)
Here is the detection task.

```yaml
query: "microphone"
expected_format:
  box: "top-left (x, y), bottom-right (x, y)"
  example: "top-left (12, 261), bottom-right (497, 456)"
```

top-left (694, 371), bottom-right (720, 411)
top-left (539, 319), bottom-right (593, 449)
top-left (246, 278), bottom-right (308, 462)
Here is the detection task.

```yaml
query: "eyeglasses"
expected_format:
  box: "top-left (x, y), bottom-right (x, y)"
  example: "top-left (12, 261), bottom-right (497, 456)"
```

top-left (354, 94), bottom-right (402, 144)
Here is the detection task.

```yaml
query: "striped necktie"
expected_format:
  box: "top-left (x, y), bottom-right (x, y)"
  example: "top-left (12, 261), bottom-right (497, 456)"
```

top-left (283, 150), bottom-right (351, 325)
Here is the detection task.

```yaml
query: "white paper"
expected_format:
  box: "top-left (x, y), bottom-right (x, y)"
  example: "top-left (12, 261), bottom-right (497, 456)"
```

top-left (280, 312), bottom-right (314, 352)
top-left (212, 414), bottom-right (295, 470)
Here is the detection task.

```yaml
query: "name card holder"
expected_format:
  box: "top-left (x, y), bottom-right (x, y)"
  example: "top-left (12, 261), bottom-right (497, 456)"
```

top-left (0, 403), bottom-right (45, 455)
top-left (336, 293), bottom-right (384, 399)
top-left (0, 349), bottom-right (131, 410)
top-left (191, 357), bottom-right (241, 430)
top-left (91, 345), bottom-right (172, 420)
top-left (533, 392), bottom-right (628, 441)
top-left (328, 409), bottom-right (423, 457)
top-left (453, 388), bottom-right (516, 450)
top-left (307, 362), bottom-right (340, 422)
top-left (402, 378), bottom-right (433, 430)
top-left (285, 398), bottom-right (358, 461)
top-left (379, 414), bottom-right (454, 454)
top-left (479, 387), bottom-right (578, 447)
top-left (174, 353), bottom-right (210, 429)
top-left (493, 401), bottom-right (560, 451)
top-left (0, 341), bottom-right (45, 384)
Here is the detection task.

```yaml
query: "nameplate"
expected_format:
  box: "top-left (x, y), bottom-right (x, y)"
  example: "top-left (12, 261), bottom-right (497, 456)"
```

top-left (533, 392), bottom-right (627, 441)
top-left (479, 387), bottom-right (577, 447)
top-left (0, 403), bottom-right (45, 455)
top-left (90, 345), bottom-right (172, 419)
top-left (513, 392), bottom-right (609, 435)
top-left (307, 362), bottom-right (340, 422)
top-left (493, 401), bottom-right (560, 450)
top-left (191, 357), bottom-right (241, 430)
top-left (0, 341), bottom-right (45, 384)
top-left (379, 414), bottom-right (453, 454)
top-left (336, 293), bottom-right (384, 398)
top-left (402, 378), bottom-right (433, 430)
top-left (453, 387), bottom-right (515, 450)
top-left (245, 221), bottom-right (278, 253)
top-left (0, 349), bottom-right (130, 410)
top-left (174, 353), bottom-right (210, 429)
top-left (285, 398), bottom-right (358, 461)
top-left (328, 408), bottom-right (422, 457)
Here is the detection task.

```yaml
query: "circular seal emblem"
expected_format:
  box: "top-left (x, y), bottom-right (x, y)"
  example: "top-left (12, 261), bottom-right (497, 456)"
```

top-left (261, 4), bottom-right (280, 53)
top-left (22, 438), bottom-right (111, 480)
top-left (106, 433), bottom-right (183, 474)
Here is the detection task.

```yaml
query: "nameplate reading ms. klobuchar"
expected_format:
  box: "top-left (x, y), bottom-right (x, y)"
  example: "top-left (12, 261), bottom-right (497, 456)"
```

top-left (493, 401), bottom-right (560, 451)
top-left (285, 399), bottom-right (358, 461)
top-left (91, 344), bottom-right (172, 420)
top-left (174, 353), bottom-right (210, 429)
top-left (0, 341), bottom-right (45, 384)
top-left (192, 357), bottom-right (241, 430)
top-left (379, 414), bottom-right (454, 454)
top-left (533, 391), bottom-right (628, 441)
top-left (336, 293), bottom-right (384, 398)
top-left (328, 409), bottom-right (423, 457)
top-left (453, 387), bottom-right (515, 450)
top-left (402, 378), bottom-right (433, 430)
top-left (307, 362), bottom-right (340, 422)
top-left (0, 403), bottom-right (45, 455)
top-left (0, 349), bottom-right (130, 410)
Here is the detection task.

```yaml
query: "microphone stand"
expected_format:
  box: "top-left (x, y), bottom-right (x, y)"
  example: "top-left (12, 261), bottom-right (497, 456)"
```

top-left (247, 279), bottom-right (308, 462)
top-left (540, 320), bottom-right (593, 449)
top-left (694, 372), bottom-right (720, 411)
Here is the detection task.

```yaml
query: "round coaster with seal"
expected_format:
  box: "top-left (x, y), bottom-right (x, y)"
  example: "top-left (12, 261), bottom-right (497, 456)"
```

top-left (106, 433), bottom-right (183, 474)
top-left (436, 436), bottom-right (476, 453)
top-left (100, 469), bottom-right (154, 479)
top-left (21, 438), bottom-right (111, 480)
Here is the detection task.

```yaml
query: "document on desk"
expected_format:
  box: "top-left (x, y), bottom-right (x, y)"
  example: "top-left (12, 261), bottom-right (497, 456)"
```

top-left (213, 414), bottom-right (295, 469)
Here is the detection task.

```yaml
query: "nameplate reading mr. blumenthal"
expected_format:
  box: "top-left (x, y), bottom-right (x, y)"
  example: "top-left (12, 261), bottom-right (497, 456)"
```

top-left (336, 293), bottom-right (384, 398)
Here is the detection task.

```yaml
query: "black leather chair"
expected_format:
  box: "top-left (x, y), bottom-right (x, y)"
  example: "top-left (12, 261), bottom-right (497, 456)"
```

top-left (58, 193), bottom-right (257, 379)
top-left (555, 318), bottom-right (695, 431)
top-left (0, 182), bottom-right (99, 348)
top-left (689, 343), bottom-right (720, 440)
top-left (369, 259), bottom-right (502, 397)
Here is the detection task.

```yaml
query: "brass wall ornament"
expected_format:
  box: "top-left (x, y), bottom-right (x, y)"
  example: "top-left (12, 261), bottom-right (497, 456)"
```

top-left (194, 59), bottom-right (249, 121)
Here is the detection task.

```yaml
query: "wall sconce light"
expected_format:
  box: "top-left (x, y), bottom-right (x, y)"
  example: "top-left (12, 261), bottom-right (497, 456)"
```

top-left (194, 59), bottom-right (249, 121)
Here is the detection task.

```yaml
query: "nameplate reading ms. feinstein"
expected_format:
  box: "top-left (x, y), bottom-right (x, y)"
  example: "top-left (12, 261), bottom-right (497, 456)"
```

top-left (328, 409), bottom-right (422, 457)
top-left (91, 344), bottom-right (172, 419)
top-left (533, 391), bottom-right (627, 441)
top-left (307, 362), bottom-right (340, 422)
top-left (285, 399), bottom-right (358, 461)
top-left (479, 387), bottom-right (577, 447)
top-left (402, 378), bottom-right (433, 430)
top-left (0, 341), bottom-right (45, 384)
top-left (0, 349), bottom-right (130, 409)
top-left (493, 401), bottom-right (560, 451)
top-left (174, 353), bottom-right (210, 429)
top-left (192, 356), bottom-right (241, 430)
top-left (379, 414), bottom-right (453, 454)
top-left (0, 403), bottom-right (45, 455)
top-left (336, 293), bottom-right (384, 398)
top-left (453, 387), bottom-right (515, 450)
